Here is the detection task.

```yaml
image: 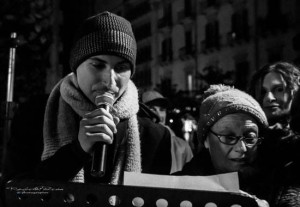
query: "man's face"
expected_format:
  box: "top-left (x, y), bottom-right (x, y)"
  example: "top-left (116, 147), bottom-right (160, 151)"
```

top-left (76, 54), bottom-right (131, 104)
top-left (204, 113), bottom-right (259, 174)
top-left (261, 72), bottom-right (292, 122)
top-left (149, 105), bottom-right (167, 125)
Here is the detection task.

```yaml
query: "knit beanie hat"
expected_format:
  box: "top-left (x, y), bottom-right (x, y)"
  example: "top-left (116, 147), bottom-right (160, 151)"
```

top-left (69, 11), bottom-right (137, 75)
top-left (198, 84), bottom-right (268, 144)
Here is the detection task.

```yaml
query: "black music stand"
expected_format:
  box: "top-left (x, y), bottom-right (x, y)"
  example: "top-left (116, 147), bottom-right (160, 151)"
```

top-left (5, 179), bottom-right (258, 207)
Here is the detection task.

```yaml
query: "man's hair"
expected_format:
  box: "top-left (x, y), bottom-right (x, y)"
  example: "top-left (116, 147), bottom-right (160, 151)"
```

top-left (248, 62), bottom-right (300, 103)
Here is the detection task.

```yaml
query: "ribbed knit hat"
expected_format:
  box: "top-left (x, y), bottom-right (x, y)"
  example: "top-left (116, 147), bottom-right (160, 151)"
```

top-left (198, 84), bottom-right (268, 144)
top-left (69, 11), bottom-right (137, 75)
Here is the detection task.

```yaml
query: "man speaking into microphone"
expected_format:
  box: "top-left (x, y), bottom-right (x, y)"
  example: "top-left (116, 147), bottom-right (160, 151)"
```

top-left (2, 11), bottom-right (172, 186)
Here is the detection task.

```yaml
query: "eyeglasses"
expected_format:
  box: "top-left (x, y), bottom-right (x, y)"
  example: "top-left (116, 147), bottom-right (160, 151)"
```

top-left (209, 130), bottom-right (263, 148)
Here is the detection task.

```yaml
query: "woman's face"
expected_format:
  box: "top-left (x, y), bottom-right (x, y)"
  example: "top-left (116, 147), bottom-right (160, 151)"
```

top-left (261, 72), bottom-right (292, 122)
top-left (204, 113), bottom-right (259, 174)
top-left (76, 55), bottom-right (132, 104)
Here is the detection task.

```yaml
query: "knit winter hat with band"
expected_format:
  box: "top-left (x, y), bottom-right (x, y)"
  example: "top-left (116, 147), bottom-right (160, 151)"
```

top-left (198, 84), bottom-right (268, 144)
top-left (69, 11), bottom-right (137, 75)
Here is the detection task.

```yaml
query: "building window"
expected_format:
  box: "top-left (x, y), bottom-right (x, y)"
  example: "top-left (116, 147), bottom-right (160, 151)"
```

top-left (133, 66), bottom-right (151, 87)
top-left (235, 61), bottom-right (249, 90)
top-left (158, 3), bottom-right (172, 28)
top-left (137, 45), bottom-right (151, 64)
top-left (268, 50), bottom-right (283, 64)
top-left (231, 9), bottom-right (249, 42)
top-left (207, 0), bottom-right (217, 7)
top-left (134, 23), bottom-right (151, 41)
top-left (161, 38), bottom-right (173, 61)
top-left (184, 0), bottom-right (192, 17)
top-left (268, 0), bottom-right (281, 19)
top-left (187, 73), bottom-right (193, 91)
top-left (205, 21), bottom-right (219, 50)
top-left (185, 31), bottom-right (193, 55)
top-left (125, 2), bottom-right (150, 21)
top-left (265, 0), bottom-right (287, 32)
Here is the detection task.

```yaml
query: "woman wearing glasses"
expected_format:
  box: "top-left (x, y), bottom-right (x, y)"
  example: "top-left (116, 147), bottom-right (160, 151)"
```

top-left (174, 84), bottom-right (269, 206)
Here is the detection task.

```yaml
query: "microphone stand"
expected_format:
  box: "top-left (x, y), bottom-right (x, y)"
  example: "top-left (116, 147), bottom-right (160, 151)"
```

top-left (1, 32), bottom-right (19, 176)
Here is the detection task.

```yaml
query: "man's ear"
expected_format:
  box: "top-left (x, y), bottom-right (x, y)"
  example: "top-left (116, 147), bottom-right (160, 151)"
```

top-left (204, 138), bottom-right (209, 149)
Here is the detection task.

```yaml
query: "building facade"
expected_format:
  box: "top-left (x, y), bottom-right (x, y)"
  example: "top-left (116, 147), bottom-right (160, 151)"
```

top-left (93, 0), bottom-right (300, 92)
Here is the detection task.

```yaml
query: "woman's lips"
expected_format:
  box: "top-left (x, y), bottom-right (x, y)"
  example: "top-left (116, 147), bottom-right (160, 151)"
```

top-left (230, 158), bottom-right (246, 163)
top-left (264, 105), bottom-right (280, 110)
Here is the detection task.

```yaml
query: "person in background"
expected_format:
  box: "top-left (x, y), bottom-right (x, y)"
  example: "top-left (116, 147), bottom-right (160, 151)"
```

top-left (248, 62), bottom-right (300, 129)
top-left (267, 88), bottom-right (300, 207)
top-left (1, 11), bottom-right (172, 193)
top-left (142, 90), bottom-right (193, 173)
top-left (247, 62), bottom-right (300, 206)
top-left (174, 84), bottom-right (269, 207)
top-left (181, 112), bottom-right (197, 152)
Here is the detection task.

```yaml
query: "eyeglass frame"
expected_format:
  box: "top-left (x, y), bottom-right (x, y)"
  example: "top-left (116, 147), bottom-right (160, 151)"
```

top-left (208, 129), bottom-right (263, 147)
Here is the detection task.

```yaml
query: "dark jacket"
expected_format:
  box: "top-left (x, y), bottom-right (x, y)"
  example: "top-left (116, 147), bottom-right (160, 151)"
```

top-left (0, 96), bottom-right (171, 202)
top-left (258, 126), bottom-right (300, 206)
top-left (174, 129), bottom-right (300, 207)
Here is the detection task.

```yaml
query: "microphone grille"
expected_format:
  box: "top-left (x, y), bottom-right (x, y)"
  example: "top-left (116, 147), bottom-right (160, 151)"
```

top-left (95, 92), bottom-right (114, 107)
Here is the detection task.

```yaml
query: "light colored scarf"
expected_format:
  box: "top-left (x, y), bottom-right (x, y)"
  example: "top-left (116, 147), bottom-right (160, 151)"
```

top-left (42, 73), bottom-right (141, 184)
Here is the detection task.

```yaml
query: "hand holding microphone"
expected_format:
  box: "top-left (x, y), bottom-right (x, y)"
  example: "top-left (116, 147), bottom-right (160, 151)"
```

top-left (91, 93), bottom-right (114, 177)
top-left (78, 92), bottom-right (119, 177)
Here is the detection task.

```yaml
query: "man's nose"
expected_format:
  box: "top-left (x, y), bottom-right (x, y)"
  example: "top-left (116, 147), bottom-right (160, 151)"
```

top-left (101, 68), bottom-right (116, 88)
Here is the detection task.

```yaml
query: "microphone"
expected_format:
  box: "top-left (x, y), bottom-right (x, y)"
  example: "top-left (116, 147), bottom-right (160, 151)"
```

top-left (90, 92), bottom-right (114, 177)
